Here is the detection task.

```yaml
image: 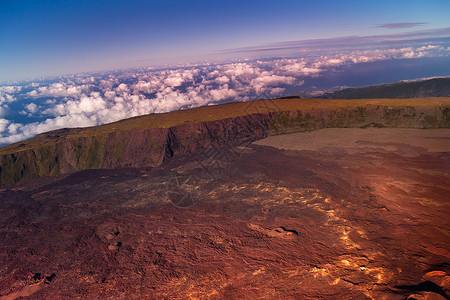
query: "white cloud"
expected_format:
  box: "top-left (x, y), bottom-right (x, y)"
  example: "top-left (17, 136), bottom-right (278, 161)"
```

top-left (215, 76), bottom-right (230, 84)
top-left (0, 86), bottom-right (23, 94)
top-left (7, 123), bottom-right (20, 134)
top-left (0, 114), bottom-right (100, 145)
top-left (104, 90), bottom-right (117, 100)
top-left (224, 63), bottom-right (259, 77)
top-left (209, 86), bottom-right (238, 101)
top-left (251, 73), bottom-right (296, 93)
top-left (164, 76), bottom-right (184, 87)
top-left (282, 62), bottom-right (322, 76)
top-left (0, 92), bottom-right (16, 104)
top-left (402, 50), bottom-right (423, 58)
top-left (417, 44), bottom-right (443, 51)
top-left (0, 118), bottom-right (9, 132)
top-left (269, 87), bottom-right (286, 95)
top-left (25, 103), bottom-right (39, 113)
top-left (27, 82), bottom-right (92, 98)
top-left (116, 83), bottom-right (130, 94)
top-left (132, 80), bottom-right (160, 94)
top-left (77, 96), bottom-right (107, 114)
top-left (1, 45), bottom-right (447, 146)
top-left (162, 69), bottom-right (195, 87)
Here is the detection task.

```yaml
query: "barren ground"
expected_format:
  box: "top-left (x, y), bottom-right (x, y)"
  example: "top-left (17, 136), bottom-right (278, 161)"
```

top-left (0, 128), bottom-right (449, 299)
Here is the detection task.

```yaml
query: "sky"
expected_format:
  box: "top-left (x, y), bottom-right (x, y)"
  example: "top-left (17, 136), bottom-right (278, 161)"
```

top-left (1, 0), bottom-right (450, 82)
top-left (0, 0), bottom-right (449, 146)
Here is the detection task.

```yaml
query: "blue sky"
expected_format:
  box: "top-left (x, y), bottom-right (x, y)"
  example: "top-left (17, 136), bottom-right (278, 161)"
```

top-left (0, 0), bottom-right (449, 146)
top-left (1, 0), bottom-right (450, 82)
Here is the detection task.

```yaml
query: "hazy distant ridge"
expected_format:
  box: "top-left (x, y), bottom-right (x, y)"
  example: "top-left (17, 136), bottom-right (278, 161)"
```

top-left (321, 78), bottom-right (450, 99)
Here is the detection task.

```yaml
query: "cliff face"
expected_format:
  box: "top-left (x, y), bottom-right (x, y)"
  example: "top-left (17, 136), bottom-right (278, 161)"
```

top-left (1, 105), bottom-right (449, 187)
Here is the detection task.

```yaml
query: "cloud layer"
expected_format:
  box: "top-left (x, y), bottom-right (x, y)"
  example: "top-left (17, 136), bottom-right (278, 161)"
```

top-left (376, 22), bottom-right (428, 29)
top-left (220, 27), bottom-right (450, 55)
top-left (0, 43), bottom-right (449, 146)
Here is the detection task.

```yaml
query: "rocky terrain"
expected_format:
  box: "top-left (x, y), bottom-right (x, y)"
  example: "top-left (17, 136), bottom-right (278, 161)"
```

top-left (1, 97), bottom-right (449, 188)
top-left (0, 126), bottom-right (449, 299)
top-left (0, 98), bottom-right (449, 299)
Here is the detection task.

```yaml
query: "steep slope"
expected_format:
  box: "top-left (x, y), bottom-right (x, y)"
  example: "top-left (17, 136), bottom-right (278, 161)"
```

top-left (0, 128), bottom-right (449, 299)
top-left (0, 97), bottom-right (449, 187)
top-left (321, 78), bottom-right (450, 99)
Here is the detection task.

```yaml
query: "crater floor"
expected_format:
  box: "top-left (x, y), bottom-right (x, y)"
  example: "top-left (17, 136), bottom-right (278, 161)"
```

top-left (1, 128), bottom-right (449, 299)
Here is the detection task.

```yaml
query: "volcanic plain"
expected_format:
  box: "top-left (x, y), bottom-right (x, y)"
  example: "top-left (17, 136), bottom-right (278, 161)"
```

top-left (0, 98), bottom-right (449, 299)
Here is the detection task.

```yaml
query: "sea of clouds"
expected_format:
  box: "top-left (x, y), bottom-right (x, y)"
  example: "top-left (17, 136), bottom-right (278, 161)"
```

top-left (0, 44), bottom-right (448, 146)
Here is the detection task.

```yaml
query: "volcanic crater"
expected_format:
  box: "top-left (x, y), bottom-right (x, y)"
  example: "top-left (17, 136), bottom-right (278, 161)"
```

top-left (0, 98), bottom-right (449, 299)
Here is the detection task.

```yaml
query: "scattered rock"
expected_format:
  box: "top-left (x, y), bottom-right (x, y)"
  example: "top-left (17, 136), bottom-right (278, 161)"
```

top-left (108, 242), bottom-right (122, 251)
top-left (249, 224), bottom-right (298, 240)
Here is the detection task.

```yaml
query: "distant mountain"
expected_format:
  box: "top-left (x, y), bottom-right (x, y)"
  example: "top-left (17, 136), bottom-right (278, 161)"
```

top-left (1, 97), bottom-right (449, 187)
top-left (320, 78), bottom-right (450, 99)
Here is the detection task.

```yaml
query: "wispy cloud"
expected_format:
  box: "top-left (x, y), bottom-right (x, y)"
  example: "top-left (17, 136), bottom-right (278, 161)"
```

top-left (219, 27), bottom-right (450, 55)
top-left (376, 22), bottom-right (428, 29)
top-left (0, 42), bottom-right (449, 146)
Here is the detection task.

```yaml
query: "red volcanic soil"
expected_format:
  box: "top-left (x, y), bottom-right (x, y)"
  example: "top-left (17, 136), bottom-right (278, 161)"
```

top-left (0, 128), bottom-right (449, 299)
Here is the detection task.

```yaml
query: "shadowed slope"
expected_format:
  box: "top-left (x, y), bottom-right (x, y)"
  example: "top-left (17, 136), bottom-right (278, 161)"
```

top-left (0, 128), bottom-right (448, 299)
top-left (0, 97), bottom-right (449, 187)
